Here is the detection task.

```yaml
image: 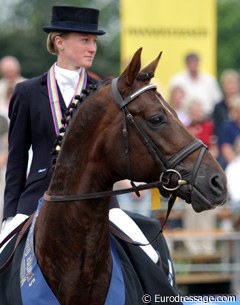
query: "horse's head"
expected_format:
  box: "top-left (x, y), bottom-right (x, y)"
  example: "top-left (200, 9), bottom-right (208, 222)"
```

top-left (53, 48), bottom-right (227, 212)
top-left (95, 48), bottom-right (227, 212)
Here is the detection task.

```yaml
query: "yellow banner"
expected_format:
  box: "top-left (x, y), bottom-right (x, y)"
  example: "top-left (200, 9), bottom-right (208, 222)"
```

top-left (120, 0), bottom-right (216, 209)
top-left (120, 0), bottom-right (216, 97)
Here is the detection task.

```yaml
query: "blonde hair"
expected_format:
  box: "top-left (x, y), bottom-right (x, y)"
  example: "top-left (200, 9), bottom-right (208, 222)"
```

top-left (220, 69), bottom-right (240, 86)
top-left (47, 32), bottom-right (68, 55)
top-left (229, 94), bottom-right (240, 120)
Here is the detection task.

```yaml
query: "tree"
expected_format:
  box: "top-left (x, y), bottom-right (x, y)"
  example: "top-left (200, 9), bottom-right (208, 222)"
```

top-left (217, 0), bottom-right (240, 76)
top-left (0, 0), bottom-right (120, 78)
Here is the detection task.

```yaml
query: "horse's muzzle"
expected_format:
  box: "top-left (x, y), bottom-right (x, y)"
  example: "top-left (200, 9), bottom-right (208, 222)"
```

top-left (190, 172), bottom-right (227, 212)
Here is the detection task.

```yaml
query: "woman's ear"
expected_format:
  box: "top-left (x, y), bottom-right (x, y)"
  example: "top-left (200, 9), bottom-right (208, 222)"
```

top-left (54, 35), bottom-right (64, 52)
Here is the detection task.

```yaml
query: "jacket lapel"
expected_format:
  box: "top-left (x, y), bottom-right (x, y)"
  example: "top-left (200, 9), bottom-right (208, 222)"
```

top-left (58, 86), bottom-right (67, 112)
top-left (40, 69), bottom-right (96, 114)
top-left (40, 72), bottom-right (67, 113)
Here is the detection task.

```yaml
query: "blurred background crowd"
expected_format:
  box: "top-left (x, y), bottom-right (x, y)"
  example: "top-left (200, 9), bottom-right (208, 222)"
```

top-left (0, 0), bottom-right (240, 247)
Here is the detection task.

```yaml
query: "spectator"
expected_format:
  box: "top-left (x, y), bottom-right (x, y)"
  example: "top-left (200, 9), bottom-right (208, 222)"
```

top-left (187, 100), bottom-right (217, 157)
top-left (212, 69), bottom-right (240, 168)
top-left (218, 94), bottom-right (240, 166)
top-left (0, 56), bottom-right (26, 118)
top-left (168, 86), bottom-right (190, 125)
top-left (169, 52), bottom-right (222, 116)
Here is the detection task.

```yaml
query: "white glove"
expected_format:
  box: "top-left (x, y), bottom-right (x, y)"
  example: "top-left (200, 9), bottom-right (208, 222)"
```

top-left (0, 214), bottom-right (29, 246)
top-left (1, 217), bottom-right (14, 233)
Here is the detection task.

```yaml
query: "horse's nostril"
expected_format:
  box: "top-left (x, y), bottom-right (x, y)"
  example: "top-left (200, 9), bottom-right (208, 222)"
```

top-left (211, 174), bottom-right (220, 187)
top-left (210, 173), bottom-right (224, 194)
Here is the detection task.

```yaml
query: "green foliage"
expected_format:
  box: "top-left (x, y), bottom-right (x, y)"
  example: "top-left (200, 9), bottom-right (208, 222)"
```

top-left (0, 0), bottom-right (120, 78)
top-left (217, 0), bottom-right (240, 76)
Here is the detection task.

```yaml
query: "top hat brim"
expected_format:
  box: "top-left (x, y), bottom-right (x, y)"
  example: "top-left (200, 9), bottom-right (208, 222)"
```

top-left (42, 26), bottom-right (106, 35)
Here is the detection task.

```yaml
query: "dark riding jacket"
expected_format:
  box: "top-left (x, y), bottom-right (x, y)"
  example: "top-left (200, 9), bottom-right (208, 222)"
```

top-left (3, 72), bottom-right (97, 219)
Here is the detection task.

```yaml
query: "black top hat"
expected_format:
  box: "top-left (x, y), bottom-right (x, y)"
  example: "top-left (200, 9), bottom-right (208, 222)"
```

top-left (42, 6), bottom-right (106, 35)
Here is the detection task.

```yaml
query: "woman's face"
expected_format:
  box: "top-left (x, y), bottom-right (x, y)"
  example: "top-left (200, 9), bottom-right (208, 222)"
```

top-left (56, 33), bottom-right (97, 70)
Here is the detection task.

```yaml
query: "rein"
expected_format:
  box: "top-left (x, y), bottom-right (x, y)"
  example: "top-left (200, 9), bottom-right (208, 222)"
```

top-left (44, 77), bottom-right (207, 237)
top-left (44, 180), bottom-right (165, 202)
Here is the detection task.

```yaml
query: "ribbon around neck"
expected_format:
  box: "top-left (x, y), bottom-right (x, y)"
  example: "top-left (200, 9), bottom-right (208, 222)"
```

top-left (47, 63), bottom-right (87, 135)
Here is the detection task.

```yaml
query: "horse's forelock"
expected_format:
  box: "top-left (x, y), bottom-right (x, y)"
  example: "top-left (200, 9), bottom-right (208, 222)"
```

top-left (136, 72), bottom-right (154, 82)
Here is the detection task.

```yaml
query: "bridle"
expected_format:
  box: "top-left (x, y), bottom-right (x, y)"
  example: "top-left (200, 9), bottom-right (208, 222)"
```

top-left (44, 78), bottom-right (207, 231)
top-left (110, 78), bottom-right (207, 197)
top-left (0, 79), bottom-right (209, 274)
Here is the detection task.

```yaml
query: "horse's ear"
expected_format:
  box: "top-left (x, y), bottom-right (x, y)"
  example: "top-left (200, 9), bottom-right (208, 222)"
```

top-left (118, 48), bottom-right (142, 87)
top-left (139, 51), bottom-right (163, 81)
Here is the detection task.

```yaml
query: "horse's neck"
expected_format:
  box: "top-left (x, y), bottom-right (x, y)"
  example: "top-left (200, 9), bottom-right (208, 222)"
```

top-left (34, 132), bottom-right (112, 305)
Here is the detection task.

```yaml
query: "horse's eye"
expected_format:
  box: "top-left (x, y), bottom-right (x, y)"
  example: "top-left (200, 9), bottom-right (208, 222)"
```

top-left (148, 114), bottom-right (165, 127)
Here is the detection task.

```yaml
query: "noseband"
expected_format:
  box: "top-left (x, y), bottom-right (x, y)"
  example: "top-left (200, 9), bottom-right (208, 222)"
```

top-left (44, 78), bottom-right (207, 230)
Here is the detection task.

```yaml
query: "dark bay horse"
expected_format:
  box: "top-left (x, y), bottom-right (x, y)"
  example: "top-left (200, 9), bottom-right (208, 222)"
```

top-left (0, 48), bottom-right (227, 305)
